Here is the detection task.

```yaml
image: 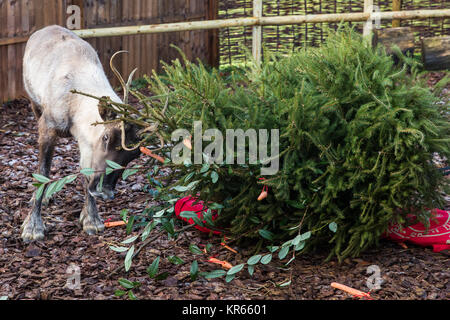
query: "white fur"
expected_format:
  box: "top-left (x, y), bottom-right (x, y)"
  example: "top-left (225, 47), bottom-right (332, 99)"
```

top-left (23, 25), bottom-right (122, 169)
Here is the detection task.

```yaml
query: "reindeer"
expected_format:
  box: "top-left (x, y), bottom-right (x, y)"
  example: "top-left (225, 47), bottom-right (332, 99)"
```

top-left (21, 25), bottom-right (143, 241)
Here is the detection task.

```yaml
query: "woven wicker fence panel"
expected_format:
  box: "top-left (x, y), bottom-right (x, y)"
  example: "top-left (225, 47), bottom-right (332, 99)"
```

top-left (219, 0), bottom-right (450, 66)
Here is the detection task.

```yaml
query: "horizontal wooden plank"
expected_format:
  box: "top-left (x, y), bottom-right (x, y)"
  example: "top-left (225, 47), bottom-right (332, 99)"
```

top-left (0, 35), bottom-right (29, 46)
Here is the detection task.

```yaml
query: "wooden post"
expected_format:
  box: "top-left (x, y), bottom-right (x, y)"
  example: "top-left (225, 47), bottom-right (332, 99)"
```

top-left (207, 0), bottom-right (219, 68)
top-left (252, 0), bottom-right (262, 64)
top-left (363, 0), bottom-right (374, 37)
top-left (392, 0), bottom-right (402, 28)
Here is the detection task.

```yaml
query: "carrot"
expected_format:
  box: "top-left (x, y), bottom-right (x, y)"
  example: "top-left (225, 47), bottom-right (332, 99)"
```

top-left (140, 147), bottom-right (165, 164)
top-left (257, 190), bottom-right (268, 201)
top-left (331, 282), bottom-right (372, 299)
top-left (398, 242), bottom-right (408, 249)
top-left (104, 220), bottom-right (127, 228)
top-left (207, 257), bottom-right (233, 270)
top-left (221, 243), bottom-right (238, 254)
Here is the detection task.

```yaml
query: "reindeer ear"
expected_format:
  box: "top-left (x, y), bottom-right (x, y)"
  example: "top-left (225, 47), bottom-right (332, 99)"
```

top-left (98, 97), bottom-right (117, 121)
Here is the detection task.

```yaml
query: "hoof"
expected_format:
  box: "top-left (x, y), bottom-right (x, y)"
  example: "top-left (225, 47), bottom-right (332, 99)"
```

top-left (80, 214), bottom-right (105, 235)
top-left (21, 218), bottom-right (46, 242)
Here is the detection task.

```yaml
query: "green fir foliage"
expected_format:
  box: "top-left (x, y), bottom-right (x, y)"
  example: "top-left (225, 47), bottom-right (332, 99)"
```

top-left (124, 28), bottom-right (449, 260)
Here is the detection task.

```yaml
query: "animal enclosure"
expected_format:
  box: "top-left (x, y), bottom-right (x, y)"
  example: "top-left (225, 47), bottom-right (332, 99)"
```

top-left (0, 0), bottom-right (218, 102)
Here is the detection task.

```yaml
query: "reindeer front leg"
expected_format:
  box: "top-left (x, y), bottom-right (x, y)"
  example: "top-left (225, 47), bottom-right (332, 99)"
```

top-left (21, 120), bottom-right (57, 242)
top-left (79, 184), bottom-right (105, 235)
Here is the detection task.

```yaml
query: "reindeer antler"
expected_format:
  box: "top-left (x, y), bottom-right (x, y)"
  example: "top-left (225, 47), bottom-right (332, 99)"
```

top-left (110, 51), bottom-right (141, 151)
top-left (110, 50), bottom-right (168, 153)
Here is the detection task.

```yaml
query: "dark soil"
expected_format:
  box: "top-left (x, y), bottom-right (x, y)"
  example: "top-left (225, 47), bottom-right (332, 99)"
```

top-left (0, 73), bottom-right (449, 300)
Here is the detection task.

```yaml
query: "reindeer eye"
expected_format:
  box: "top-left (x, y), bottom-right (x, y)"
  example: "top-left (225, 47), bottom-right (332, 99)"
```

top-left (103, 134), bottom-right (109, 142)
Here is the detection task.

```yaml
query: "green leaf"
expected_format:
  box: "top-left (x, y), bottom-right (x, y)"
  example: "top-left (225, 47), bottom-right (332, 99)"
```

top-left (225, 274), bottom-right (235, 283)
top-left (153, 209), bottom-right (166, 218)
top-left (179, 211), bottom-right (197, 219)
top-left (190, 260), bottom-right (199, 281)
top-left (126, 216), bottom-right (135, 235)
top-left (121, 235), bottom-right (139, 244)
top-left (80, 168), bottom-right (95, 176)
top-left (172, 185), bottom-right (189, 192)
top-left (154, 272), bottom-right (169, 281)
top-left (329, 222), bottom-right (338, 233)
top-left (118, 278), bottom-right (135, 289)
top-left (124, 245), bottom-right (135, 272)
top-left (105, 167), bottom-right (114, 175)
top-left (106, 159), bottom-right (123, 169)
top-left (162, 220), bottom-right (175, 235)
top-left (32, 173), bottom-right (51, 184)
top-left (278, 246), bottom-right (290, 260)
top-left (300, 231), bottom-right (311, 241)
top-left (248, 265), bottom-right (255, 276)
top-left (279, 280), bottom-right (291, 287)
top-left (114, 290), bottom-right (126, 297)
top-left (282, 239), bottom-right (293, 247)
top-left (44, 181), bottom-right (59, 199)
top-left (96, 173), bottom-right (104, 193)
top-left (294, 241), bottom-right (306, 251)
top-left (122, 168), bottom-right (139, 180)
top-left (200, 163), bottom-right (210, 173)
top-left (261, 254), bottom-right (272, 265)
top-left (258, 229), bottom-right (274, 241)
top-left (65, 174), bottom-right (78, 184)
top-left (141, 221), bottom-right (155, 241)
top-left (53, 177), bottom-right (68, 193)
top-left (184, 172), bottom-right (195, 182)
top-left (267, 246), bottom-right (279, 253)
top-left (35, 184), bottom-right (45, 201)
top-left (189, 244), bottom-right (204, 255)
top-left (192, 216), bottom-right (205, 227)
top-left (204, 270), bottom-right (226, 279)
top-left (120, 209), bottom-right (129, 222)
top-left (128, 291), bottom-right (138, 300)
top-left (109, 246), bottom-right (129, 253)
top-left (167, 255), bottom-right (185, 265)
top-left (247, 254), bottom-right (262, 265)
top-left (227, 263), bottom-right (244, 275)
top-left (211, 171), bottom-right (219, 183)
top-left (147, 256), bottom-right (160, 278)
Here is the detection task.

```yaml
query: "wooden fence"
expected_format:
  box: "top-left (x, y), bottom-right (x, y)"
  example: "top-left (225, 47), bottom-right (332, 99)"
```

top-left (0, 0), bottom-right (219, 102)
top-left (219, 0), bottom-right (450, 65)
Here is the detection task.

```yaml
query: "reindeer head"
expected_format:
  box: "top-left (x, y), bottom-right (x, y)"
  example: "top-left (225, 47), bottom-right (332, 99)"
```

top-left (87, 104), bottom-right (141, 200)
top-left (87, 51), bottom-right (143, 200)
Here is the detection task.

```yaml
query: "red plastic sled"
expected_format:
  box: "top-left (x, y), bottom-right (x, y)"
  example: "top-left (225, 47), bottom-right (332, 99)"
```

top-left (385, 209), bottom-right (450, 252)
top-left (174, 196), bottom-right (222, 235)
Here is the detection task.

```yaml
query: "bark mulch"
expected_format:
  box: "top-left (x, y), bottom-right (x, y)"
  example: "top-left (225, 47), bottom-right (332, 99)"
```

top-left (0, 74), bottom-right (449, 300)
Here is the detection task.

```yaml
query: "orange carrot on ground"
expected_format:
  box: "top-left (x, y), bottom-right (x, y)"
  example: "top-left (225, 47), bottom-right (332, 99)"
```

top-left (398, 242), bottom-right (408, 249)
top-left (207, 257), bottom-right (233, 270)
top-left (331, 282), bottom-right (372, 299)
top-left (221, 244), bottom-right (238, 254)
top-left (140, 147), bottom-right (165, 164)
top-left (104, 220), bottom-right (127, 228)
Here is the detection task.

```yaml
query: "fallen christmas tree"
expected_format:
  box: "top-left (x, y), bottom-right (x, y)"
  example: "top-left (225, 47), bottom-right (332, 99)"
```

top-left (95, 28), bottom-right (449, 261)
